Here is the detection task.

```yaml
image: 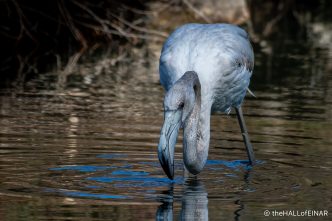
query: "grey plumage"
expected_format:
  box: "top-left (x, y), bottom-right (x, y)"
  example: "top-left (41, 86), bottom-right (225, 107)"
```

top-left (158, 23), bottom-right (255, 179)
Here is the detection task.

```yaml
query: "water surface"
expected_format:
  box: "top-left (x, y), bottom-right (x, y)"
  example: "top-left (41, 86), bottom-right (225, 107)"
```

top-left (1, 27), bottom-right (332, 221)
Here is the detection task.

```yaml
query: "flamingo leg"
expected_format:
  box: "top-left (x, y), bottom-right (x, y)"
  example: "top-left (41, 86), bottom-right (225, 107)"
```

top-left (235, 106), bottom-right (256, 165)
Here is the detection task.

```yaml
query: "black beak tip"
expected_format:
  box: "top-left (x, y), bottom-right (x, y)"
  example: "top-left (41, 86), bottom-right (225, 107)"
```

top-left (158, 153), bottom-right (174, 180)
top-left (164, 166), bottom-right (174, 180)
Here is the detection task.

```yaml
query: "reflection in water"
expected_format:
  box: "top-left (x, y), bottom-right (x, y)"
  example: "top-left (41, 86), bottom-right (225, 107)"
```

top-left (181, 179), bottom-right (208, 221)
top-left (66, 114), bottom-right (79, 157)
top-left (157, 178), bottom-right (208, 221)
top-left (234, 199), bottom-right (244, 221)
top-left (156, 165), bottom-right (253, 221)
top-left (156, 186), bottom-right (174, 220)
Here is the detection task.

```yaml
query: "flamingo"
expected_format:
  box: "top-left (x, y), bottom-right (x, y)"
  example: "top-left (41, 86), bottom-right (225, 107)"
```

top-left (157, 24), bottom-right (255, 179)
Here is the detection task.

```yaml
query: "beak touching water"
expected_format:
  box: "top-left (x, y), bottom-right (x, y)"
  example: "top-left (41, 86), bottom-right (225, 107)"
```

top-left (158, 110), bottom-right (182, 179)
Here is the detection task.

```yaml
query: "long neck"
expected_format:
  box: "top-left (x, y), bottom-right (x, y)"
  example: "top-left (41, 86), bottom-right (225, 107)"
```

top-left (182, 76), bottom-right (210, 175)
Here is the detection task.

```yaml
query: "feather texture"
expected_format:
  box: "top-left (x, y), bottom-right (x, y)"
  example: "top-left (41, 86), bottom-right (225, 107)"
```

top-left (159, 23), bottom-right (254, 113)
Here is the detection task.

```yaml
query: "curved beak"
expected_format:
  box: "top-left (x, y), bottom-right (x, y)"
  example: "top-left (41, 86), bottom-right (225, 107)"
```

top-left (158, 110), bottom-right (182, 179)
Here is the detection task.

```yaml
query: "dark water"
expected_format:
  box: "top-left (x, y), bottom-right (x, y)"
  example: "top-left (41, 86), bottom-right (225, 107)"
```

top-left (1, 26), bottom-right (332, 220)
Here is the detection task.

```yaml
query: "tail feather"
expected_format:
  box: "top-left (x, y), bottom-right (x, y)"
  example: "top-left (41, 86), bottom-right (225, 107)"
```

top-left (247, 88), bottom-right (256, 98)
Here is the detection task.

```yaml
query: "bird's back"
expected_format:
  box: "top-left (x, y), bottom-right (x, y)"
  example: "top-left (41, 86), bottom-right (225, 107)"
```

top-left (159, 24), bottom-right (254, 113)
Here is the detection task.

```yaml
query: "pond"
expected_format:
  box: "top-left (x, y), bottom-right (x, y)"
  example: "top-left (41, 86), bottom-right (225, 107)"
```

top-left (1, 25), bottom-right (332, 221)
